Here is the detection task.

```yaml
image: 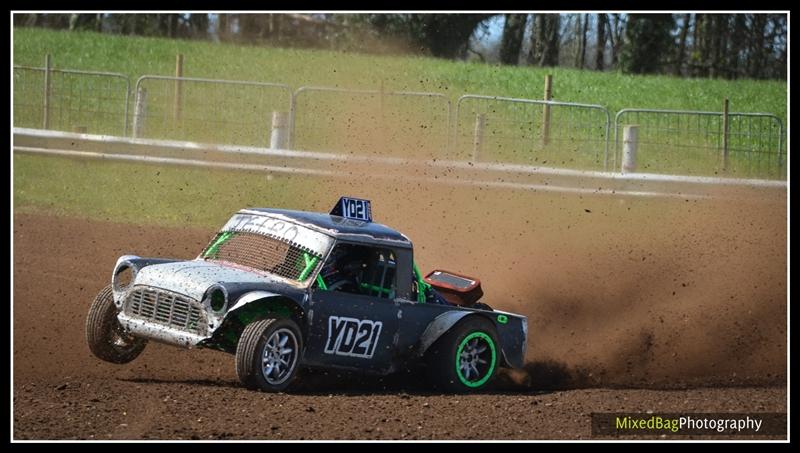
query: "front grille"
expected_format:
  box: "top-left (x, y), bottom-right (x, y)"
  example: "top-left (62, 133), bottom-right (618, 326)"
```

top-left (125, 286), bottom-right (206, 335)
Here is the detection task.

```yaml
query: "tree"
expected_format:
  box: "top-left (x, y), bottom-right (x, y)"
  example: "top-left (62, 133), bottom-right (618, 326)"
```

top-left (355, 14), bottom-right (490, 59)
top-left (417, 14), bottom-right (491, 58)
top-left (607, 14), bottom-right (625, 69)
top-left (748, 14), bottom-right (768, 79)
top-left (68, 14), bottom-right (102, 32)
top-left (727, 14), bottom-right (747, 78)
top-left (40, 14), bottom-right (71, 30)
top-left (574, 14), bottom-right (588, 69)
top-left (689, 14), bottom-right (705, 76)
top-left (595, 13), bottom-right (607, 70)
top-left (544, 15), bottom-right (561, 67)
top-left (708, 15), bottom-right (728, 78)
top-left (499, 14), bottom-right (527, 65)
top-left (188, 14), bottom-right (209, 39)
top-left (166, 14), bottom-right (180, 38)
top-left (238, 14), bottom-right (266, 42)
top-left (619, 14), bottom-right (674, 74)
top-left (528, 14), bottom-right (560, 67)
top-left (13, 13), bottom-right (40, 27)
top-left (217, 14), bottom-right (231, 41)
top-left (768, 14), bottom-right (787, 79)
top-left (675, 13), bottom-right (691, 76)
top-left (267, 14), bottom-right (284, 42)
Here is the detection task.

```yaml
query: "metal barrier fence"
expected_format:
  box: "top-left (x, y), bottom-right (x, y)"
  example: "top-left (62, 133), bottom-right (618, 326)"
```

top-left (133, 76), bottom-right (293, 148)
top-left (12, 63), bottom-right (787, 180)
top-left (13, 65), bottom-right (130, 136)
top-left (290, 87), bottom-right (451, 159)
top-left (614, 109), bottom-right (786, 179)
top-left (454, 95), bottom-right (612, 169)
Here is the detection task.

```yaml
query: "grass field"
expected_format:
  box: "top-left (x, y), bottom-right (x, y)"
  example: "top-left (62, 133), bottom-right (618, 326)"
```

top-left (13, 154), bottom-right (318, 228)
top-left (13, 28), bottom-right (787, 119)
top-left (13, 27), bottom-right (787, 178)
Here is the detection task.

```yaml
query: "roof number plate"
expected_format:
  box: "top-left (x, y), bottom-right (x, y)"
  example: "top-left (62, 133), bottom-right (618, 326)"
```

top-left (330, 197), bottom-right (372, 222)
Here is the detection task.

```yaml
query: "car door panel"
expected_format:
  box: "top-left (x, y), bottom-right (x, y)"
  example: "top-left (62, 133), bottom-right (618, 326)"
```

top-left (304, 290), bottom-right (400, 373)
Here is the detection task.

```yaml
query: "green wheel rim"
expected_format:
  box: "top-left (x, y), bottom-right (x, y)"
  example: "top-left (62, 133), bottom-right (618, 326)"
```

top-left (455, 331), bottom-right (497, 388)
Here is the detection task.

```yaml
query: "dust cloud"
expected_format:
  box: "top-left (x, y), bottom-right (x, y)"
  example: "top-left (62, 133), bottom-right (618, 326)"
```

top-left (278, 85), bottom-right (789, 390)
top-left (310, 170), bottom-right (786, 389)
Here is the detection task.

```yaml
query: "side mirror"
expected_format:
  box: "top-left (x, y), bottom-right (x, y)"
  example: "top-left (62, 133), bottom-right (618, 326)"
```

top-left (423, 269), bottom-right (483, 307)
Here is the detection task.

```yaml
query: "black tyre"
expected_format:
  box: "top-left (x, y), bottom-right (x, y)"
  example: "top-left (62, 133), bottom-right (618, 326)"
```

top-left (425, 316), bottom-right (499, 392)
top-left (85, 285), bottom-right (147, 364)
top-left (236, 318), bottom-right (303, 392)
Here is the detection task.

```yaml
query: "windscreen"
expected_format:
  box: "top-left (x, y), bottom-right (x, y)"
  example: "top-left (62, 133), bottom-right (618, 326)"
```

top-left (201, 213), bottom-right (333, 284)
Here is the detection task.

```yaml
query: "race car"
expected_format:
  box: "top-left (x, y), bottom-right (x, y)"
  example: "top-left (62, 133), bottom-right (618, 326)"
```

top-left (85, 197), bottom-right (528, 392)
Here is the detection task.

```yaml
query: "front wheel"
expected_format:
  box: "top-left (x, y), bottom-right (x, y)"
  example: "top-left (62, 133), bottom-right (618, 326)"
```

top-left (236, 318), bottom-right (303, 392)
top-left (85, 285), bottom-right (147, 364)
top-left (426, 316), bottom-right (499, 392)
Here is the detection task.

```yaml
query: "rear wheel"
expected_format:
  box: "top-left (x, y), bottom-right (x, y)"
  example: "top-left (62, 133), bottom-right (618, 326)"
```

top-left (425, 316), bottom-right (499, 392)
top-left (236, 318), bottom-right (302, 392)
top-left (85, 285), bottom-right (147, 364)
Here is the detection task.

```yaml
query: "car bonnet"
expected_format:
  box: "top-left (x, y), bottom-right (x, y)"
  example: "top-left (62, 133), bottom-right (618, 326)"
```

top-left (133, 260), bottom-right (286, 301)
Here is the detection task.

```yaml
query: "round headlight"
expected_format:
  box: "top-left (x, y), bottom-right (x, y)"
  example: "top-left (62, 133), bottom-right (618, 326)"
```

top-left (114, 264), bottom-right (134, 291)
top-left (209, 287), bottom-right (227, 313)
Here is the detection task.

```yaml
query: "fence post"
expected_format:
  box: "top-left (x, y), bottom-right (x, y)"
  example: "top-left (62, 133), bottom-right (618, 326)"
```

top-left (621, 125), bottom-right (638, 173)
top-left (379, 80), bottom-right (387, 152)
top-left (721, 97), bottom-right (729, 171)
top-left (542, 74), bottom-right (553, 147)
top-left (288, 90), bottom-right (298, 149)
top-left (270, 111), bottom-right (289, 149)
top-left (379, 80), bottom-right (385, 122)
top-left (472, 113), bottom-right (486, 162)
top-left (174, 54), bottom-right (184, 122)
top-left (43, 54), bottom-right (52, 129)
top-left (133, 86), bottom-right (147, 138)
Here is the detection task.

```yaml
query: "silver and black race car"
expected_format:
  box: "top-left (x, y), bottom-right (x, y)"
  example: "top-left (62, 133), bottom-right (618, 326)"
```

top-left (86, 197), bottom-right (528, 392)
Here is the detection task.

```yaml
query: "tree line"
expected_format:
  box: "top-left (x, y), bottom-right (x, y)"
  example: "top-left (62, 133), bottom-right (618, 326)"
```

top-left (14, 13), bottom-right (787, 80)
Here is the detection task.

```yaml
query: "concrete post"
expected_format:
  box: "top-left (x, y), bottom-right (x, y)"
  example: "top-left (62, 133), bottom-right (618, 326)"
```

top-left (472, 113), bottom-right (486, 162)
top-left (174, 54), bottom-right (184, 122)
top-left (621, 125), bottom-right (639, 173)
top-left (542, 74), bottom-right (553, 147)
top-left (270, 111), bottom-right (289, 149)
top-left (43, 54), bottom-right (52, 129)
top-left (133, 87), bottom-right (147, 138)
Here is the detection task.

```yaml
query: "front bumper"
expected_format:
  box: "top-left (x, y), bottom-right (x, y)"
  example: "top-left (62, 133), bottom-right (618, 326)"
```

top-left (117, 313), bottom-right (207, 347)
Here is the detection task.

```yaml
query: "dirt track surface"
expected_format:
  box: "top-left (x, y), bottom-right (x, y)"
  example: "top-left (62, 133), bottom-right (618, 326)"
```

top-left (13, 209), bottom-right (787, 440)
